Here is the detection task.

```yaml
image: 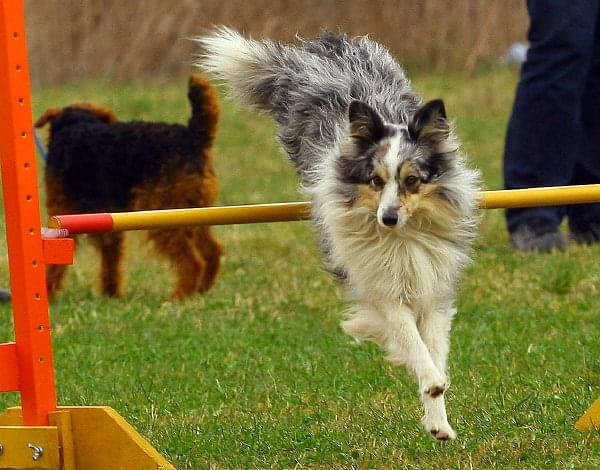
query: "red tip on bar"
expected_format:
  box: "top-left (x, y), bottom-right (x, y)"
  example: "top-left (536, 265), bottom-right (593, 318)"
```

top-left (50, 213), bottom-right (114, 234)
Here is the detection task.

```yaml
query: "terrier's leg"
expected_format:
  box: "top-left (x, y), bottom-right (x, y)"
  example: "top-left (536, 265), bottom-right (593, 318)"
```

top-left (90, 232), bottom-right (124, 297)
top-left (148, 228), bottom-right (207, 299)
top-left (194, 227), bottom-right (223, 292)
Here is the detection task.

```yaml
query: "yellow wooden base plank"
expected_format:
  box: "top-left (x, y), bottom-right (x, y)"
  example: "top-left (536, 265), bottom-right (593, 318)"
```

top-left (0, 425), bottom-right (60, 469)
top-left (1, 406), bottom-right (175, 469)
top-left (62, 406), bottom-right (175, 470)
top-left (576, 397), bottom-right (600, 431)
top-left (48, 411), bottom-right (76, 470)
top-left (0, 407), bottom-right (21, 426)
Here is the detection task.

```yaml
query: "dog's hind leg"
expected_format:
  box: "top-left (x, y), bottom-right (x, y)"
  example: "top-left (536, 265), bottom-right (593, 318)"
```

top-left (194, 227), bottom-right (223, 292)
top-left (148, 228), bottom-right (207, 299)
top-left (89, 232), bottom-right (124, 297)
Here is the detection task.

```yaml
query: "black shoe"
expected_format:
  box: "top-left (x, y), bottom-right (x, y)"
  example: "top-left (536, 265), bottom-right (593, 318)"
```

top-left (570, 223), bottom-right (600, 245)
top-left (510, 220), bottom-right (566, 252)
top-left (0, 288), bottom-right (11, 302)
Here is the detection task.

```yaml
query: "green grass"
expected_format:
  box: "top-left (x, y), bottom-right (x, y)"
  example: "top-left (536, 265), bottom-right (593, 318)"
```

top-left (1, 67), bottom-right (600, 468)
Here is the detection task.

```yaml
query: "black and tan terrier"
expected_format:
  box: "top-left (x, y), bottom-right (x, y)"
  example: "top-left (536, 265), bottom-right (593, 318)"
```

top-left (36, 75), bottom-right (223, 299)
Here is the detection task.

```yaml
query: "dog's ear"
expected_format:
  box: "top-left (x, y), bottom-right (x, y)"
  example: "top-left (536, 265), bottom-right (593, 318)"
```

top-left (34, 108), bottom-right (63, 128)
top-left (408, 99), bottom-right (450, 146)
top-left (349, 100), bottom-right (385, 142)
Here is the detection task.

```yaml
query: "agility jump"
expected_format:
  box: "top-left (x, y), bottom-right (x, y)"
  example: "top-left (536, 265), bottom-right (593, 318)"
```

top-left (0, 0), bottom-right (598, 468)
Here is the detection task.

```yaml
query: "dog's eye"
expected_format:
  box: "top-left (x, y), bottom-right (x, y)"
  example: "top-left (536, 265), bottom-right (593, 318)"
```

top-left (369, 176), bottom-right (385, 190)
top-left (404, 175), bottom-right (419, 186)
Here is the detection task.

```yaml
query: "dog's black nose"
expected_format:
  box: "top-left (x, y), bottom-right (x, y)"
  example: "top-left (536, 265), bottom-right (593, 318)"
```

top-left (382, 212), bottom-right (398, 226)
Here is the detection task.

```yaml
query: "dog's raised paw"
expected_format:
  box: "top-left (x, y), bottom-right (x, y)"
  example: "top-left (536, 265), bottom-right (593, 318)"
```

top-left (422, 414), bottom-right (456, 441)
top-left (430, 428), bottom-right (455, 441)
top-left (426, 422), bottom-right (456, 441)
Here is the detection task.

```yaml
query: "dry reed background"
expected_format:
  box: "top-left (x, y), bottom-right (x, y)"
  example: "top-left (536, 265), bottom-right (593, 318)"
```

top-left (25, 0), bottom-right (528, 86)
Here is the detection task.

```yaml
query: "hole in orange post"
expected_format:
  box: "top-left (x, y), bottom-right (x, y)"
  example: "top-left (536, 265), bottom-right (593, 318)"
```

top-left (16, 64), bottom-right (22, 72)
top-left (34, 292), bottom-right (41, 301)
top-left (37, 325), bottom-right (45, 332)
top-left (18, 98), bottom-right (24, 105)
top-left (21, 131), bottom-right (27, 138)
top-left (38, 356), bottom-right (45, 363)
top-left (13, 32), bottom-right (19, 38)
top-left (29, 228), bottom-right (35, 235)
top-left (26, 194), bottom-right (32, 201)
top-left (32, 260), bottom-right (38, 267)
top-left (24, 161), bottom-right (30, 169)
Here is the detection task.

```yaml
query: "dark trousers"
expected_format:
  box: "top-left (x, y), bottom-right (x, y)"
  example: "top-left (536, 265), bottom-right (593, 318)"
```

top-left (504, 0), bottom-right (600, 233)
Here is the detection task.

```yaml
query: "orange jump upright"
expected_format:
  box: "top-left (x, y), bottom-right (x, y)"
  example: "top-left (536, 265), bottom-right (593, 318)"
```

top-left (0, 0), bottom-right (57, 427)
top-left (0, 1), bottom-right (173, 468)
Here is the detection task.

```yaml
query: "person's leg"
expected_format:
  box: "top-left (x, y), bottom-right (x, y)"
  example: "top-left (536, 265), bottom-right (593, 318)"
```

top-left (568, 11), bottom-right (600, 241)
top-left (504, 0), bottom-right (599, 250)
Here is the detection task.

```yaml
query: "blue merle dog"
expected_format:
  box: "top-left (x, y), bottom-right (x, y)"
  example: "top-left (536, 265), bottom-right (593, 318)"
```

top-left (196, 28), bottom-right (481, 440)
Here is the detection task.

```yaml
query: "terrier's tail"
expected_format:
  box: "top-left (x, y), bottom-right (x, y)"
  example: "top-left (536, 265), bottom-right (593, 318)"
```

top-left (193, 27), bottom-right (284, 114)
top-left (187, 73), bottom-right (220, 148)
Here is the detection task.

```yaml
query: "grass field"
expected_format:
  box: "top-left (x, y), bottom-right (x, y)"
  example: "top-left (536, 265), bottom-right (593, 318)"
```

top-left (1, 67), bottom-right (600, 469)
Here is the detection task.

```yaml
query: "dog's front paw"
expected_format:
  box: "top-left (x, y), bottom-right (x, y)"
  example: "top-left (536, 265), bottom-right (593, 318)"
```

top-left (422, 415), bottom-right (456, 441)
top-left (429, 425), bottom-right (457, 441)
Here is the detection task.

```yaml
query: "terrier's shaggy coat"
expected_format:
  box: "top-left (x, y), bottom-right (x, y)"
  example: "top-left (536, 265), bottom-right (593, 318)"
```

top-left (36, 75), bottom-right (223, 299)
top-left (196, 28), bottom-right (480, 440)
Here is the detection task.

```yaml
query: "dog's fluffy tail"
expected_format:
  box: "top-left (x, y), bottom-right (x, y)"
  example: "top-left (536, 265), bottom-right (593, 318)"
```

top-left (193, 27), bottom-right (283, 114)
top-left (187, 73), bottom-right (220, 148)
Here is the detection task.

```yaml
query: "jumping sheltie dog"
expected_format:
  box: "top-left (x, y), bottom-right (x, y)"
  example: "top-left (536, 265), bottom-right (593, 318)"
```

top-left (195, 28), bottom-right (480, 440)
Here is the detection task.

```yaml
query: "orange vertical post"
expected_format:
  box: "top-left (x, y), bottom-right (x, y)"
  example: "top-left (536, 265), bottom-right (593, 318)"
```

top-left (0, 0), bottom-right (57, 425)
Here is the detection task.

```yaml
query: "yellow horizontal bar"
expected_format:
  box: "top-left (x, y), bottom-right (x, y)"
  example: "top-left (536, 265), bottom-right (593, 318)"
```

top-left (113, 184), bottom-right (600, 229)
top-left (47, 184), bottom-right (600, 234)
top-left (479, 184), bottom-right (600, 209)
top-left (111, 201), bottom-right (312, 231)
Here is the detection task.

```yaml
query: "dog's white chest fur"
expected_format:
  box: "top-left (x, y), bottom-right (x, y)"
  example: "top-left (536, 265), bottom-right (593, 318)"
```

top-left (311, 182), bottom-right (468, 303)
